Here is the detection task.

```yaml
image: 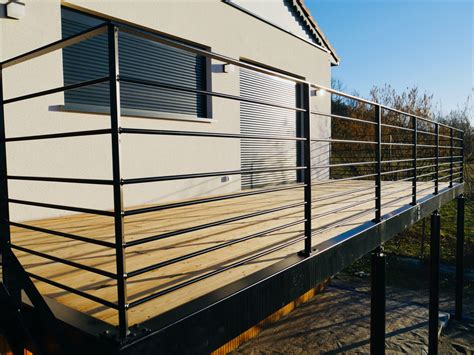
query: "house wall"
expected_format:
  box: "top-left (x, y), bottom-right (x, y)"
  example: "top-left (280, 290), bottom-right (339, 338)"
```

top-left (0, 0), bottom-right (332, 222)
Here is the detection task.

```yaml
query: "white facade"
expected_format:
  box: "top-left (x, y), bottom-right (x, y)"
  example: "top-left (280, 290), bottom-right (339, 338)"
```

top-left (0, 0), bottom-right (335, 222)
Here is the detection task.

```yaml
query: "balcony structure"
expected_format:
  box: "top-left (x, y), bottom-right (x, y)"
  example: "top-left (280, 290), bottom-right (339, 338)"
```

top-left (0, 23), bottom-right (466, 355)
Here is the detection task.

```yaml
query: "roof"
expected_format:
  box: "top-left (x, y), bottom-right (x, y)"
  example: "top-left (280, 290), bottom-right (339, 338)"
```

top-left (292, 0), bottom-right (340, 65)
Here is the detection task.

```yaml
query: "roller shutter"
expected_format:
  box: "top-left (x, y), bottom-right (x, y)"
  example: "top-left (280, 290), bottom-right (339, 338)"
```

top-left (240, 68), bottom-right (298, 189)
top-left (61, 8), bottom-right (208, 118)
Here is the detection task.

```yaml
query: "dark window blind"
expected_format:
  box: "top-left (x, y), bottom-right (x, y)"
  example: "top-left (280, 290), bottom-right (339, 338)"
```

top-left (61, 8), bottom-right (209, 118)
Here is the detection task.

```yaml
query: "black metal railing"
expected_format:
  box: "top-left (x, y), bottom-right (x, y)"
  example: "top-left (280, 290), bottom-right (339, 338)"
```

top-left (0, 23), bottom-right (464, 338)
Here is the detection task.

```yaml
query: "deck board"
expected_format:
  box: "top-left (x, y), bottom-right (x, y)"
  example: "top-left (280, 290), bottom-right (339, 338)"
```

top-left (11, 180), bottom-right (445, 326)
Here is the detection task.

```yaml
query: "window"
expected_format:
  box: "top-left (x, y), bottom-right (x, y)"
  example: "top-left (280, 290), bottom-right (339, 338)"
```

top-left (61, 8), bottom-right (211, 119)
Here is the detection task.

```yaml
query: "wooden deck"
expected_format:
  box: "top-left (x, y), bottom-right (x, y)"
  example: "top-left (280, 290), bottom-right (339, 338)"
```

top-left (11, 180), bottom-right (445, 327)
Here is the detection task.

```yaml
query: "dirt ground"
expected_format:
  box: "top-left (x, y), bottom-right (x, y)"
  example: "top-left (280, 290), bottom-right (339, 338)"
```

top-left (232, 257), bottom-right (474, 354)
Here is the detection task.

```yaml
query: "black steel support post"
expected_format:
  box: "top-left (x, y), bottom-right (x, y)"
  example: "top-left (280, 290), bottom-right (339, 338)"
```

top-left (434, 123), bottom-right (439, 195)
top-left (301, 83), bottom-right (312, 256)
top-left (370, 246), bottom-right (386, 355)
top-left (449, 128), bottom-right (454, 188)
top-left (412, 116), bottom-right (417, 205)
top-left (460, 131), bottom-right (464, 184)
top-left (455, 195), bottom-right (465, 321)
top-left (374, 105), bottom-right (382, 222)
top-left (429, 211), bottom-right (440, 355)
top-left (108, 24), bottom-right (129, 339)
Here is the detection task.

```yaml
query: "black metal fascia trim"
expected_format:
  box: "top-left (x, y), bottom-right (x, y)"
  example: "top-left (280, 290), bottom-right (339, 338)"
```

top-left (120, 183), bottom-right (463, 354)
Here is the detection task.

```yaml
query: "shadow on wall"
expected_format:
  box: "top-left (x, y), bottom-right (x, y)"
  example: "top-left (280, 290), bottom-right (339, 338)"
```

top-left (0, 4), bottom-right (6, 18)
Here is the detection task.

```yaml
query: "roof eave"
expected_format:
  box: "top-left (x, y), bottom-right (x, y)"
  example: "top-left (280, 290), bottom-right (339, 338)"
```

top-left (292, 0), bottom-right (340, 65)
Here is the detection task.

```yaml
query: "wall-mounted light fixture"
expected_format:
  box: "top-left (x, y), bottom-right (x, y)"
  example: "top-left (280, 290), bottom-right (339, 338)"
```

top-left (311, 88), bottom-right (326, 97)
top-left (6, 1), bottom-right (26, 20)
top-left (223, 64), bottom-right (235, 73)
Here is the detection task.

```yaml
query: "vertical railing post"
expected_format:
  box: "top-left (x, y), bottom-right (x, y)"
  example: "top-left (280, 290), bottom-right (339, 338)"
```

top-left (449, 128), bottom-right (454, 188)
top-left (428, 210), bottom-right (440, 355)
top-left (374, 105), bottom-right (382, 222)
top-left (300, 83), bottom-right (312, 256)
top-left (0, 67), bottom-right (20, 305)
top-left (411, 116), bottom-right (417, 205)
top-left (370, 246), bottom-right (386, 355)
top-left (455, 194), bottom-right (465, 321)
top-left (434, 123), bottom-right (439, 195)
top-left (108, 24), bottom-right (128, 339)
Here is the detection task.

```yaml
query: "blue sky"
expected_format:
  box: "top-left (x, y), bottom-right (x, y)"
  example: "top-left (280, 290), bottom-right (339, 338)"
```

top-left (306, 0), bottom-right (473, 116)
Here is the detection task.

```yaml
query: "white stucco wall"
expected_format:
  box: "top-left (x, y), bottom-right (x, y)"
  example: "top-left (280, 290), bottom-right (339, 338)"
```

top-left (1, 0), bottom-right (332, 222)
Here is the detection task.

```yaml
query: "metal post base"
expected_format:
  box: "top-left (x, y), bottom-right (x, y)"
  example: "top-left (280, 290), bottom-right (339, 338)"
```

top-left (371, 246), bottom-right (385, 355)
top-left (429, 211), bottom-right (440, 355)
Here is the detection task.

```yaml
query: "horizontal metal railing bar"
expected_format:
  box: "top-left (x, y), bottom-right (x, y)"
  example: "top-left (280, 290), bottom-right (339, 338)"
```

top-left (382, 186), bottom-right (412, 197)
top-left (417, 144), bottom-right (436, 148)
top-left (125, 201), bottom-right (305, 247)
top-left (122, 166), bottom-right (305, 185)
top-left (26, 271), bottom-right (118, 309)
top-left (416, 157), bottom-right (437, 162)
top-left (452, 176), bottom-right (463, 182)
top-left (313, 185), bottom-right (376, 203)
top-left (311, 138), bottom-right (377, 145)
top-left (1, 24), bottom-right (108, 69)
top-left (416, 171), bottom-right (437, 179)
top-left (310, 84), bottom-right (379, 108)
top-left (438, 133), bottom-right (457, 139)
top-left (417, 129), bottom-right (437, 136)
top-left (120, 76), bottom-right (305, 113)
top-left (309, 83), bottom-right (463, 133)
top-left (124, 183), bottom-right (305, 216)
top-left (127, 219), bottom-right (306, 278)
top-left (417, 164), bottom-right (437, 170)
top-left (310, 110), bottom-right (376, 125)
top-left (8, 198), bottom-right (114, 216)
top-left (127, 234), bottom-right (307, 308)
top-left (313, 189), bottom-right (376, 207)
top-left (312, 173), bottom-right (378, 185)
top-left (3, 77), bottom-right (110, 105)
top-left (414, 183), bottom-right (437, 195)
top-left (313, 208), bottom-right (377, 236)
top-left (380, 167), bottom-right (414, 175)
top-left (5, 129), bottom-right (112, 143)
top-left (439, 172), bottom-right (461, 181)
top-left (381, 176), bottom-right (414, 185)
top-left (381, 142), bottom-right (413, 147)
top-left (440, 145), bottom-right (463, 150)
top-left (381, 158), bottom-right (414, 164)
top-left (7, 220), bottom-right (116, 248)
top-left (381, 123), bottom-right (414, 132)
top-left (438, 167), bottom-right (455, 175)
top-left (381, 193), bottom-right (413, 208)
top-left (7, 175), bottom-right (114, 185)
top-left (438, 161), bottom-right (462, 167)
top-left (313, 196), bottom-right (376, 219)
top-left (313, 161), bottom-right (376, 168)
top-left (11, 244), bottom-right (117, 279)
top-left (120, 127), bottom-right (305, 142)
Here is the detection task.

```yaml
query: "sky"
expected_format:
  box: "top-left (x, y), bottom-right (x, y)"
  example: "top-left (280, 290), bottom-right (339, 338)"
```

top-left (306, 0), bottom-right (473, 116)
